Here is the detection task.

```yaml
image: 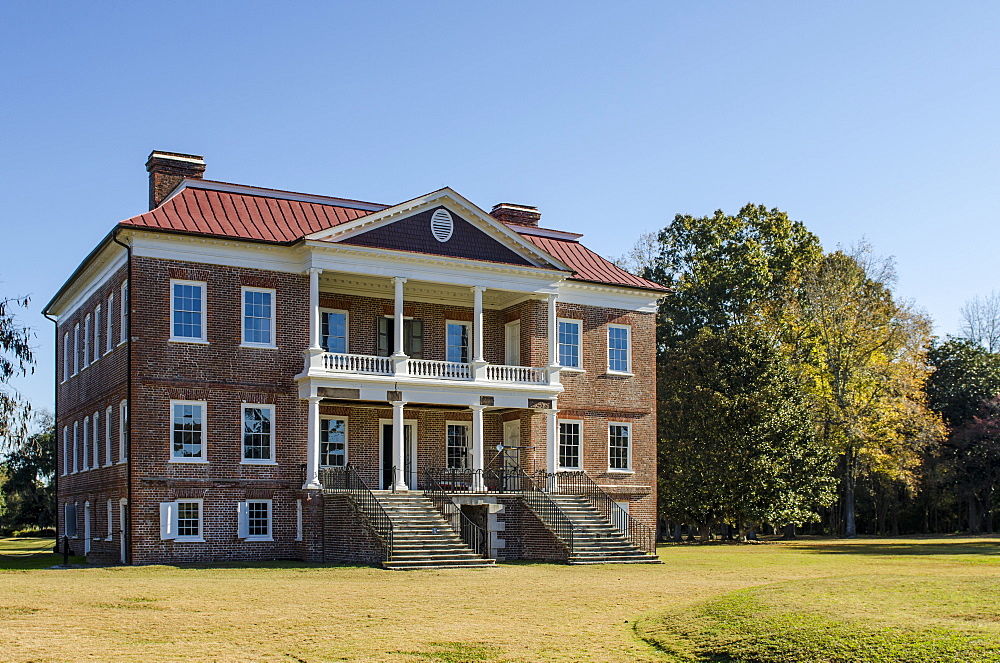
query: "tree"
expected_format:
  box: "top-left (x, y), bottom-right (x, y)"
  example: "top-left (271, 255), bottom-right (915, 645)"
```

top-left (959, 291), bottom-right (1000, 352)
top-left (0, 412), bottom-right (55, 533)
top-left (658, 327), bottom-right (836, 540)
top-left (926, 337), bottom-right (1000, 428)
top-left (948, 396), bottom-right (1000, 533)
top-left (0, 291), bottom-right (34, 449)
top-left (787, 245), bottom-right (945, 537)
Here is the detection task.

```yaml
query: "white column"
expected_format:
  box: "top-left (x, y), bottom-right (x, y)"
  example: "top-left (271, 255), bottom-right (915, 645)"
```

top-left (303, 396), bottom-right (322, 489)
top-left (472, 286), bottom-right (485, 363)
top-left (391, 399), bottom-right (408, 491)
top-left (392, 277), bottom-right (407, 357)
top-left (547, 293), bottom-right (558, 366)
top-left (546, 404), bottom-right (559, 477)
top-left (471, 404), bottom-right (486, 490)
top-left (307, 268), bottom-right (323, 351)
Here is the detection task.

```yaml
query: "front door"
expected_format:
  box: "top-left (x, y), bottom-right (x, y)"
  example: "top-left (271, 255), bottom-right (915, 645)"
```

top-left (505, 320), bottom-right (521, 366)
top-left (503, 420), bottom-right (521, 490)
top-left (380, 421), bottom-right (417, 489)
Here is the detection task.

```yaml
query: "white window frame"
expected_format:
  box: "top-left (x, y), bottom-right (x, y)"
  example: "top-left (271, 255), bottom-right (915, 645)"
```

top-left (106, 499), bottom-right (114, 540)
top-left (445, 320), bottom-right (471, 364)
top-left (73, 323), bottom-right (80, 375)
top-left (82, 416), bottom-right (90, 471)
top-left (241, 403), bottom-right (277, 465)
top-left (169, 279), bottom-right (208, 343)
top-left (557, 318), bottom-right (583, 371)
top-left (62, 332), bottom-right (69, 382)
top-left (296, 499), bottom-right (303, 541)
top-left (106, 293), bottom-right (114, 354)
top-left (72, 421), bottom-right (79, 473)
top-left (119, 280), bottom-right (129, 346)
top-left (607, 324), bottom-right (632, 375)
top-left (93, 305), bottom-right (101, 364)
top-left (608, 422), bottom-right (633, 472)
top-left (92, 412), bottom-right (100, 469)
top-left (61, 426), bottom-right (68, 476)
top-left (160, 498), bottom-right (204, 542)
top-left (240, 286), bottom-right (277, 349)
top-left (105, 406), bottom-right (113, 467)
top-left (119, 400), bottom-right (128, 463)
top-left (169, 400), bottom-right (208, 463)
top-left (238, 499), bottom-right (273, 542)
top-left (319, 415), bottom-right (348, 467)
top-left (558, 419), bottom-right (583, 471)
top-left (66, 502), bottom-right (78, 538)
top-left (83, 314), bottom-right (91, 370)
top-left (445, 421), bottom-right (471, 470)
top-left (319, 308), bottom-right (349, 354)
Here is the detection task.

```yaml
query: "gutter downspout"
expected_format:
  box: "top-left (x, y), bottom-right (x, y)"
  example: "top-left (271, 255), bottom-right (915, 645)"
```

top-left (111, 229), bottom-right (132, 565)
top-left (42, 312), bottom-right (58, 549)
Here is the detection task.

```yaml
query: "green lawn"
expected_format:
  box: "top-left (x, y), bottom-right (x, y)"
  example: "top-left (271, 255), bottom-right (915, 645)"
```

top-left (1, 536), bottom-right (998, 662)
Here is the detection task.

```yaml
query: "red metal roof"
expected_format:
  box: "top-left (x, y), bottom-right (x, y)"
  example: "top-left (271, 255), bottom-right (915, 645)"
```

top-left (118, 182), bottom-right (665, 291)
top-left (519, 233), bottom-right (666, 291)
top-left (119, 185), bottom-right (374, 243)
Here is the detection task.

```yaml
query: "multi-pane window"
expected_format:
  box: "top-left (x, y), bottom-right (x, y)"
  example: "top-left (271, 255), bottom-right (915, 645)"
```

top-left (62, 332), bottom-right (69, 382)
top-left (73, 324), bottom-right (80, 375)
top-left (62, 426), bottom-right (69, 476)
top-left (93, 306), bottom-right (101, 364)
top-left (558, 319), bottom-right (582, 369)
top-left (377, 317), bottom-right (423, 358)
top-left (609, 423), bottom-right (631, 470)
top-left (92, 413), bottom-right (100, 469)
top-left (170, 280), bottom-right (206, 341)
top-left (608, 324), bottom-right (631, 373)
top-left (119, 400), bottom-right (128, 463)
top-left (105, 406), bottom-right (113, 467)
top-left (176, 500), bottom-right (201, 538)
top-left (171, 401), bottom-right (206, 461)
top-left (65, 503), bottom-right (78, 538)
top-left (446, 322), bottom-right (469, 363)
top-left (247, 500), bottom-right (270, 538)
top-left (120, 280), bottom-right (129, 345)
top-left (82, 416), bottom-right (90, 470)
top-left (320, 417), bottom-right (347, 466)
top-left (83, 314), bottom-right (91, 369)
top-left (242, 405), bottom-right (274, 463)
top-left (242, 287), bottom-right (275, 347)
top-left (558, 421), bottom-right (582, 470)
top-left (107, 499), bottom-right (114, 539)
top-left (72, 421), bottom-right (79, 473)
top-left (106, 293), bottom-right (114, 354)
top-left (321, 310), bottom-right (348, 353)
top-left (446, 424), bottom-right (470, 469)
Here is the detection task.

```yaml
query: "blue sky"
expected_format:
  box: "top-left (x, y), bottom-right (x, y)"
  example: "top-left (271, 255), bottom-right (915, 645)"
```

top-left (2, 2), bottom-right (999, 413)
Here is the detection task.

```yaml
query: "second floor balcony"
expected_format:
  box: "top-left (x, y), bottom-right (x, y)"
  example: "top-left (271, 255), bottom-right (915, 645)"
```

top-left (310, 351), bottom-right (550, 385)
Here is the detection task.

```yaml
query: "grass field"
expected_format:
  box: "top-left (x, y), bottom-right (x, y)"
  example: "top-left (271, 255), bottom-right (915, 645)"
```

top-left (1, 537), bottom-right (998, 662)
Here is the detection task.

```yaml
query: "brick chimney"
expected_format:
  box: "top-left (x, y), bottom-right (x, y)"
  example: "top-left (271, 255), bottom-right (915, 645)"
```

top-left (146, 151), bottom-right (206, 210)
top-left (490, 203), bottom-right (541, 228)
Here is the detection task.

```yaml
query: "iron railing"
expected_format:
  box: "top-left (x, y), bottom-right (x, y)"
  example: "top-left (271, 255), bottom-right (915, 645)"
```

top-left (517, 469), bottom-right (576, 557)
top-left (536, 470), bottom-right (656, 555)
top-left (423, 467), bottom-right (524, 494)
top-left (320, 464), bottom-right (394, 560)
top-left (422, 469), bottom-right (489, 558)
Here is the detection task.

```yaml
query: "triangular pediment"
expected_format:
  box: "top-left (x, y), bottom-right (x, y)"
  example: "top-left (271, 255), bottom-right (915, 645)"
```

top-left (305, 188), bottom-right (571, 271)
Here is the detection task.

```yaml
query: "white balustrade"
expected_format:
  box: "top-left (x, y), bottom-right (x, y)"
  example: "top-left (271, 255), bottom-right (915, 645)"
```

top-left (485, 364), bottom-right (546, 384)
top-left (407, 359), bottom-right (472, 380)
top-left (322, 353), bottom-right (393, 375)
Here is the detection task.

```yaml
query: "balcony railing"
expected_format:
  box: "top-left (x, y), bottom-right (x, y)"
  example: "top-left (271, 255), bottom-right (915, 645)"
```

top-left (314, 352), bottom-right (551, 385)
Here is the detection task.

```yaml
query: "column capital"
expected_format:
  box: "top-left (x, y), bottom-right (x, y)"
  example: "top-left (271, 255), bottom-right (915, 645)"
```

top-left (472, 285), bottom-right (486, 293)
top-left (393, 276), bottom-right (408, 285)
top-left (307, 395), bottom-right (323, 403)
top-left (469, 403), bottom-right (488, 412)
top-left (306, 267), bottom-right (323, 276)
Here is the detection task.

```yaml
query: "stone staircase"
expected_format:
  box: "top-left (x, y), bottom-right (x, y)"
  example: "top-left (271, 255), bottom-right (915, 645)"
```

top-left (545, 494), bottom-right (661, 565)
top-left (375, 492), bottom-right (496, 570)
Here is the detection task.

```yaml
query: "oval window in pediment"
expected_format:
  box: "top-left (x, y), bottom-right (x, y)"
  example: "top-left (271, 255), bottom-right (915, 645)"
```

top-left (430, 209), bottom-right (454, 243)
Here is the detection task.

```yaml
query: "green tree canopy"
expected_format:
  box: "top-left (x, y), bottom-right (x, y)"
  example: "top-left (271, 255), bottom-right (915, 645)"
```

top-left (927, 337), bottom-right (1000, 428)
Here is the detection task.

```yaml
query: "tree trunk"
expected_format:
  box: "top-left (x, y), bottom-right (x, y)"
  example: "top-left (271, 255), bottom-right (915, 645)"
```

top-left (699, 523), bottom-right (712, 542)
top-left (782, 523), bottom-right (796, 540)
top-left (672, 523), bottom-right (682, 542)
top-left (844, 450), bottom-right (858, 538)
top-left (969, 496), bottom-right (981, 534)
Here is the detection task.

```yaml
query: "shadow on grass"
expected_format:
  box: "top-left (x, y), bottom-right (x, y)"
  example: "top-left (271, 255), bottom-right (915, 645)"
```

top-left (0, 537), bottom-right (86, 570)
top-left (795, 539), bottom-right (1000, 557)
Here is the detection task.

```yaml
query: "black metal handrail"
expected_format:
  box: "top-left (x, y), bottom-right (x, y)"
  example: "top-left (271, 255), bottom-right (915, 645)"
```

top-left (320, 464), bottom-right (394, 560)
top-left (422, 469), bottom-right (489, 558)
top-left (515, 469), bottom-right (576, 557)
top-left (534, 471), bottom-right (656, 555)
top-left (423, 467), bottom-right (523, 494)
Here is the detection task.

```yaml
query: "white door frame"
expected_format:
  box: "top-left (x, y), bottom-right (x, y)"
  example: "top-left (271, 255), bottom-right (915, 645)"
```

top-left (504, 320), bottom-right (521, 366)
top-left (378, 419), bottom-right (417, 490)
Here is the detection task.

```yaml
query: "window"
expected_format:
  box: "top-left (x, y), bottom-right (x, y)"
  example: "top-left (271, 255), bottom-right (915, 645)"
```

top-left (160, 499), bottom-right (203, 542)
top-left (119, 400), bottom-right (128, 463)
top-left (93, 306), bottom-right (101, 364)
top-left (106, 499), bottom-right (114, 540)
top-left (82, 416), bottom-right (90, 470)
top-left (170, 400), bottom-right (206, 462)
top-left (72, 421), bottom-right (79, 473)
top-left (105, 406), bottom-right (113, 467)
top-left (120, 280), bottom-right (129, 345)
top-left (558, 319), bottom-right (582, 369)
top-left (446, 423), bottom-right (470, 469)
top-left (83, 314), bottom-right (91, 369)
top-left (238, 500), bottom-right (273, 541)
top-left (609, 423), bottom-right (631, 471)
top-left (65, 503), bottom-right (78, 538)
top-left (296, 499), bottom-right (303, 541)
top-left (169, 279), bottom-right (206, 342)
top-left (446, 321), bottom-right (470, 363)
top-left (320, 417), bottom-right (347, 467)
top-left (558, 420), bottom-right (582, 470)
top-left (377, 317), bottom-right (423, 358)
top-left (62, 426), bottom-right (68, 476)
top-left (320, 309), bottom-right (348, 353)
top-left (242, 287), bottom-right (276, 347)
top-left (62, 332), bottom-right (69, 382)
top-left (73, 323), bottom-right (80, 375)
top-left (92, 413), bottom-right (100, 469)
top-left (242, 404), bottom-right (275, 463)
top-left (106, 293), bottom-right (114, 354)
top-left (608, 324), bottom-right (631, 373)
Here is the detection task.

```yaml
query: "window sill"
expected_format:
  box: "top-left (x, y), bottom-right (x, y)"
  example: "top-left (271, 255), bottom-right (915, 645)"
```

top-left (605, 370), bottom-right (633, 377)
top-left (242, 536), bottom-right (274, 542)
top-left (169, 458), bottom-right (209, 464)
top-left (557, 467), bottom-right (582, 472)
top-left (559, 367), bottom-right (585, 373)
top-left (169, 337), bottom-right (209, 345)
top-left (607, 469), bottom-right (634, 474)
top-left (173, 537), bottom-right (205, 543)
top-left (117, 460), bottom-right (128, 465)
top-left (241, 460), bottom-right (278, 466)
top-left (240, 343), bottom-right (278, 350)
top-left (105, 537), bottom-right (113, 542)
